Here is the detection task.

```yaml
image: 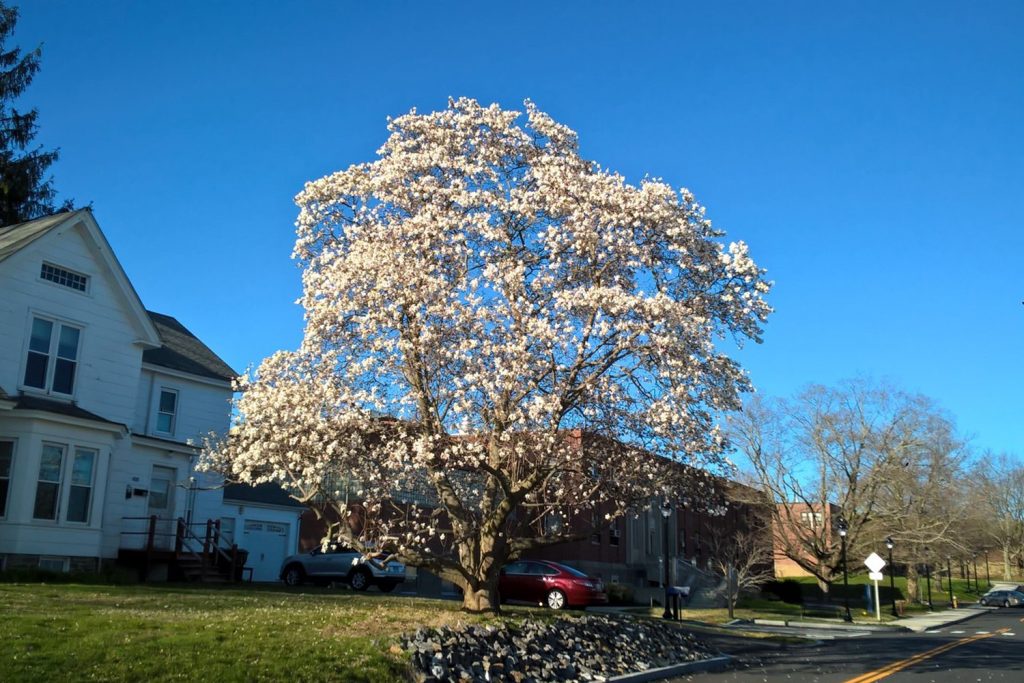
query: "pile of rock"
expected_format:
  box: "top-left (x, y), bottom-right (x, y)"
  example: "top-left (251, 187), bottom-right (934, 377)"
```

top-left (401, 613), bottom-right (713, 682)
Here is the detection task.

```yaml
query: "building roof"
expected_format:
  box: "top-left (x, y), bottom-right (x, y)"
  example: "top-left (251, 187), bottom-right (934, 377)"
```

top-left (144, 311), bottom-right (238, 383)
top-left (0, 210), bottom-right (82, 262)
top-left (14, 394), bottom-right (126, 428)
top-left (223, 482), bottom-right (305, 509)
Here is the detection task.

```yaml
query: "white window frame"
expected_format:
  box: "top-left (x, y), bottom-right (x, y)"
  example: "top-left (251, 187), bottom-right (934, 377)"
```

top-left (21, 313), bottom-right (83, 398)
top-left (31, 441), bottom-right (101, 526)
top-left (65, 447), bottom-right (97, 525)
top-left (155, 388), bottom-right (179, 436)
top-left (0, 439), bottom-right (14, 519)
top-left (39, 261), bottom-right (90, 294)
top-left (800, 511), bottom-right (824, 529)
top-left (33, 442), bottom-right (66, 521)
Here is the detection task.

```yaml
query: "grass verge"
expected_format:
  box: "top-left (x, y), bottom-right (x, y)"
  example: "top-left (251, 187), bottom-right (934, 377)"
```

top-left (0, 583), bottom-right (521, 682)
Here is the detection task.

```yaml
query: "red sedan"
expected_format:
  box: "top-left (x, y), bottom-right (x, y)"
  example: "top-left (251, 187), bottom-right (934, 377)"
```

top-left (499, 560), bottom-right (608, 610)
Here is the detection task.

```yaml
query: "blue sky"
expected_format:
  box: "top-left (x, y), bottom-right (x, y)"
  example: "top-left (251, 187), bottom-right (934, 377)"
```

top-left (15, 1), bottom-right (1023, 456)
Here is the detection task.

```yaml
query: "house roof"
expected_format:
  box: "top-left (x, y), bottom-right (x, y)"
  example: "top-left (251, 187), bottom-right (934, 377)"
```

top-left (14, 394), bottom-right (126, 428)
top-left (144, 311), bottom-right (238, 383)
top-left (0, 211), bottom-right (81, 262)
top-left (223, 482), bottom-right (305, 509)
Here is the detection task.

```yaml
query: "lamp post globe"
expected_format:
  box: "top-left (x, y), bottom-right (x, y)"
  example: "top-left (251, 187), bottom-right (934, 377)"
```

top-left (837, 517), bottom-right (852, 622)
top-left (660, 499), bottom-right (672, 620)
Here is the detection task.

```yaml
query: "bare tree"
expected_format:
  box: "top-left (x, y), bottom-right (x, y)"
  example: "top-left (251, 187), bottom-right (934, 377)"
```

top-left (868, 402), bottom-right (972, 603)
top-left (729, 380), bottom-right (939, 595)
top-left (709, 523), bottom-right (775, 618)
top-left (970, 453), bottom-right (1024, 580)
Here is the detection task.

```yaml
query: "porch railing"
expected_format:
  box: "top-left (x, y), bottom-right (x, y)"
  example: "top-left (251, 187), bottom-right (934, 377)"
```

top-left (120, 516), bottom-right (244, 582)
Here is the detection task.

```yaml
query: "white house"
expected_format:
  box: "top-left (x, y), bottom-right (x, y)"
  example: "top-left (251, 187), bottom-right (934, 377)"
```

top-left (0, 209), bottom-right (301, 581)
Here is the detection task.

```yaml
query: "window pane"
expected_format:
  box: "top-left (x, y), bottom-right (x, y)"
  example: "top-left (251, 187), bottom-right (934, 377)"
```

top-left (67, 486), bottom-right (91, 523)
top-left (38, 445), bottom-right (63, 482)
top-left (72, 449), bottom-right (95, 485)
top-left (156, 413), bottom-right (172, 433)
top-left (33, 481), bottom-right (59, 519)
top-left (57, 325), bottom-right (80, 360)
top-left (0, 441), bottom-right (12, 476)
top-left (0, 479), bottom-right (8, 516)
top-left (159, 390), bottom-right (177, 413)
top-left (52, 358), bottom-right (76, 394)
top-left (29, 318), bottom-right (53, 353)
top-left (149, 479), bottom-right (169, 509)
top-left (24, 352), bottom-right (48, 388)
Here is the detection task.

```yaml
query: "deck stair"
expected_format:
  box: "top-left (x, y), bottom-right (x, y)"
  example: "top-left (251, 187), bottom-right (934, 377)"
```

top-left (118, 516), bottom-right (249, 583)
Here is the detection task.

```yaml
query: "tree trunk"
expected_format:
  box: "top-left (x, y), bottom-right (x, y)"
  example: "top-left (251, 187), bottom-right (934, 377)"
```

top-left (906, 564), bottom-right (919, 605)
top-left (460, 583), bottom-right (501, 613)
top-left (454, 531), bottom-right (504, 613)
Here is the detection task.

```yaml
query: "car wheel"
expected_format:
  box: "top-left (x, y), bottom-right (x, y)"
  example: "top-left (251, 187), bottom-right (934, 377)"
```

top-left (282, 564), bottom-right (306, 587)
top-left (349, 568), bottom-right (372, 591)
top-left (1004, 600), bottom-right (1011, 608)
top-left (377, 581), bottom-right (397, 593)
top-left (546, 589), bottom-right (567, 610)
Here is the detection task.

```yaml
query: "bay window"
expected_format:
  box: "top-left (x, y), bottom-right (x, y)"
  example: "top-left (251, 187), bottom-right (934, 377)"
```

top-left (33, 443), bottom-right (64, 520)
top-left (0, 440), bottom-right (13, 517)
top-left (66, 448), bottom-right (96, 523)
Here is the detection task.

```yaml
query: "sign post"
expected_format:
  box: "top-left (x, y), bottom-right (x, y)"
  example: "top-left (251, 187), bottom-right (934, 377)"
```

top-left (865, 552), bottom-right (887, 623)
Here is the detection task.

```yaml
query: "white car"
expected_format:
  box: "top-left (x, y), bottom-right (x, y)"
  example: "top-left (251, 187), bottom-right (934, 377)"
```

top-left (279, 546), bottom-right (406, 591)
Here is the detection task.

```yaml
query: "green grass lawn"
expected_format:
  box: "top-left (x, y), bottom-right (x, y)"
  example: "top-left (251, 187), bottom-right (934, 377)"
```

top-left (0, 583), bottom-right (518, 682)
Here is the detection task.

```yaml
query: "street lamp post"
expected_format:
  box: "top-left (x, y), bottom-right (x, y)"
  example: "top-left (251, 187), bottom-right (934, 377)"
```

top-left (984, 551), bottom-right (992, 589)
top-left (661, 499), bottom-right (672, 620)
top-left (925, 561), bottom-right (933, 611)
top-left (947, 558), bottom-right (955, 608)
top-left (973, 556), bottom-right (980, 594)
top-left (886, 537), bottom-right (898, 617)
top-left (837, 517), bottom-right (852, 622)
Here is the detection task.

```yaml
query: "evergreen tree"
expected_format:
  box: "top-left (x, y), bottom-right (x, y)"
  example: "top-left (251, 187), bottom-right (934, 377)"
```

top-left (0, 2), bottom-right (71, 225)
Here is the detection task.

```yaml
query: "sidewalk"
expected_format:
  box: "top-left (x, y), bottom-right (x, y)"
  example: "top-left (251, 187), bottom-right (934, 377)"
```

top-left (896, 604), bottom-right (992, 632)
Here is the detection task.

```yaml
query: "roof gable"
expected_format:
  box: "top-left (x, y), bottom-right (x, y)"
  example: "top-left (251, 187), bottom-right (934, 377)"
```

top-left (0, 209), bottom-right (162, 348)
top-left (144, 311), bottom-right (238, 382)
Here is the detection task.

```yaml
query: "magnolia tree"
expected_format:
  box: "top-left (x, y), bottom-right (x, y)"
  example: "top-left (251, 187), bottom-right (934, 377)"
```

top-left (204, 98), bottom-right (771, 612)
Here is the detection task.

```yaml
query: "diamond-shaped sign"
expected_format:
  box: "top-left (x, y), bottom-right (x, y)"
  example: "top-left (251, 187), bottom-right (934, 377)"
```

top-left (864, 552), bottom-right (887, 573)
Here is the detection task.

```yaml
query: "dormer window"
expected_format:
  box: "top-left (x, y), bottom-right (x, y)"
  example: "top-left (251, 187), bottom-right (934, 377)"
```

top-left (23, 316), bottom-right (81, 396)
top-left (156, 388), bottom-right (178, 435)
top-left (40, 262), bottom-right (88, 293)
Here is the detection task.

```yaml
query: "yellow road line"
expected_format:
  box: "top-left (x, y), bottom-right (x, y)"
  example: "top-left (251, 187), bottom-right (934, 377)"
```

top-left (843, 627), bottom-right (1009, 683)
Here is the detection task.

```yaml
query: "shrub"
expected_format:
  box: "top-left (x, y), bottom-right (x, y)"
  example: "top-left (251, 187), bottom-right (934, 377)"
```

top-left (761, 579), bottom-right (804, 604)
top-left (605, 582), bottom-right (635, 606)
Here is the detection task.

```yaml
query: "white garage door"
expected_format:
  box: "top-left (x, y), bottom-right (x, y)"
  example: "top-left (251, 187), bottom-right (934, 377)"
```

top-left (243, 520), bottom-right (290, 582)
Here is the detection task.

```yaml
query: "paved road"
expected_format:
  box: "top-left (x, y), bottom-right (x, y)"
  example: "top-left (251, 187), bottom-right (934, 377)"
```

top-left (677, 608), bottom-right (1024, 682)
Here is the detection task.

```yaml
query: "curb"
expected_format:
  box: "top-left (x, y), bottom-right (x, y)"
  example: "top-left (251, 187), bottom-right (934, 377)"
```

top-left (751, 618), bottom-right (909, 633)
top-left (607, 655), bottom-right (735, 682)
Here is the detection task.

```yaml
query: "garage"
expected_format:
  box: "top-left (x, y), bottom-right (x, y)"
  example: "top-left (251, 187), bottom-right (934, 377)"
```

top-left (242, 519), bottom-right (291, 582)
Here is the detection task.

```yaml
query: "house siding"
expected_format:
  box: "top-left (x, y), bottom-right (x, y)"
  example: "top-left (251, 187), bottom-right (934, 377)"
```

top-left (0, 221), bottom-right (144, 427)
top-left (0, 212), bottom-right (294, 578)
